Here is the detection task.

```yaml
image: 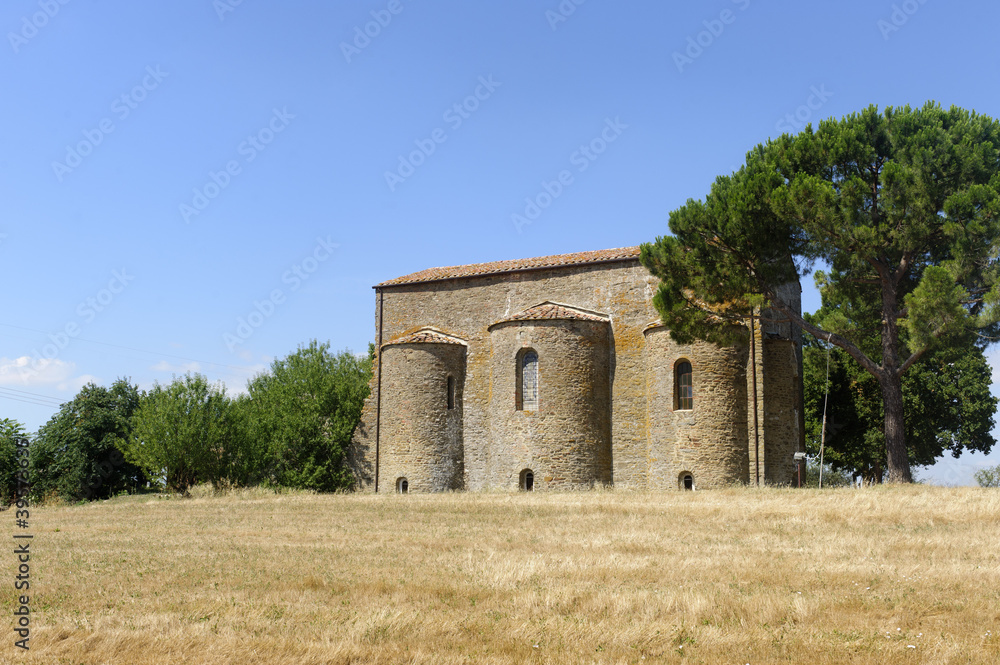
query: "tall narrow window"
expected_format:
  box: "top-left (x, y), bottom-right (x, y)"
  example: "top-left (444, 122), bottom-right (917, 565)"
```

top-left (520, 469), bottom-right (534, 491)
top-left (519, 350), bottom-right (539, 411)
top-left (447, 375), bottom-right (455, 410)
top-left (397, 477), bottom-right (408, 494)
top-left (676, 360), bottom-right (693, 410)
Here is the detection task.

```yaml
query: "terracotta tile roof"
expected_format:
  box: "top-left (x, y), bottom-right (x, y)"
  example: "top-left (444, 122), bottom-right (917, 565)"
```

top-left (383, 328), bottom-right (467, 347)
top-left (376, 246), bottom-right (642, 287)
top-left (499, 302), bottom-right (609, 324)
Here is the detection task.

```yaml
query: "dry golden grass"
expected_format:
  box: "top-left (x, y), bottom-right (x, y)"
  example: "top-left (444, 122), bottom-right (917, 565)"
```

top-left (2, 485), bottom-right (999, 664)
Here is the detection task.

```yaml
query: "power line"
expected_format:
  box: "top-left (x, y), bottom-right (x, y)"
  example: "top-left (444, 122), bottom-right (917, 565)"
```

top-left (0, 387), bottom-right (64, 408)
top-left (0, 386), bottom-right (64, 404)
top-left (0, 392), bottom-right (61, 409)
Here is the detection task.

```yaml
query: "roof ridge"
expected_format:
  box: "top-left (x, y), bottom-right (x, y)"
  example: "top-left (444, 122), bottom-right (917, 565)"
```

top-left (490, 301), bottom-right (610, 327)
top-left (383, 327), bottom-right (468, 347)
top-left (376, 246), bottom-right (641, 287)
top-left (520, 301), bottom-right (610, 318)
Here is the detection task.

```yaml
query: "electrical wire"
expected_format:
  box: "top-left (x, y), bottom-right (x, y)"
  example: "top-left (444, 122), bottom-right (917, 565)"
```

top-left (0, 387), bottom-right (63, 406)
top-left (0, 392), bottom-right (61, 408)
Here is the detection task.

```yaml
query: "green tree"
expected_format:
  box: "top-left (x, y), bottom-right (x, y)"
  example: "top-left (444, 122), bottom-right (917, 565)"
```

top-left (641, 103), bottom-right (1000, 482)
top-left (974, 464), bottom-right (1000, 487)
top-left (227, 392), bottom-right (268, 486)
top-left (124, 373), bottom-right (243, 492)
top-left (0, 418), bottom-right (28, 504)
top-left (28, 379), bottom-right (145, 501)
top-left (244, 341), bottom-right (371, 492)
top-left (804, 327), bottom-right (996, 482)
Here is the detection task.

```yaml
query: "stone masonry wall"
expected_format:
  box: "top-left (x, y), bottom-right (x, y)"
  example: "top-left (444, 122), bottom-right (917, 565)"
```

top-left (378, 343), bottom-right (465, 492)
top-left (746, 318), bottom-right (766, 485)
top-left (762, 338), bottom-right (802, 485)
top-left (487, 319), bottom-right (612, 490)
top-left (749, 280), bottom-right (805, 485)
top-left (353, 260), bottom-right (659, 491)
top-left (745, 280), bottom-right (804, 486)
top-left (347, 259), bottom-right (803, 492)
top-left (645, 327), bottom-right (749, 489)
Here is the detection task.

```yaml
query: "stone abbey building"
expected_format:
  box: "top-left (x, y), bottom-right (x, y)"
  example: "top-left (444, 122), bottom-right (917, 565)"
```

top-left (348, 246), bottom-right (804, 492)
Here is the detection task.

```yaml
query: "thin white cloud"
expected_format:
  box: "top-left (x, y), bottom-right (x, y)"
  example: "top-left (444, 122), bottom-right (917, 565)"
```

top-left (0, 356), bottom-right (77, 388)
top-left (0, 357), bottom-right (101, 404)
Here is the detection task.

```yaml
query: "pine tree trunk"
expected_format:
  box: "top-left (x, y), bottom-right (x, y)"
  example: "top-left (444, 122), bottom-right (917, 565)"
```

top-left (879, 271), bottom-right (914, 483)
top-left (879, 370), bottom-right (913, 483)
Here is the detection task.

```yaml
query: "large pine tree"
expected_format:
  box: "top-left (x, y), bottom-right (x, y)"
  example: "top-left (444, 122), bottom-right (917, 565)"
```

top-left (641, 103), bottom-right (1000, 482)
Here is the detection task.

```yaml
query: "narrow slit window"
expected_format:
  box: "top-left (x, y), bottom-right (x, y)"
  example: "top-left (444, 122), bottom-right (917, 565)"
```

top-left (520, 351), bottom-right (539, 411)
top-left (676, 361), bottom-right (693, 410)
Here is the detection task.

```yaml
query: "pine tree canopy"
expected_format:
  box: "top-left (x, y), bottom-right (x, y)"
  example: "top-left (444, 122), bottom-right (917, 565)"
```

top-left (641, 102), bottom-right (1000, 483)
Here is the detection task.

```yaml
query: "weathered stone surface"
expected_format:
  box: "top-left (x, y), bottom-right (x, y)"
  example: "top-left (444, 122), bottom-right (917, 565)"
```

top-left (488, 318), bottom-right (612, 490)
top-left (645, 327), bottom-right (749, 489)
top-left (347, 249), bottom-right (804, 493)
top-left (379, 342), bottom-right (466, 492)
top-left (762, 339), bottom-right (802, 486)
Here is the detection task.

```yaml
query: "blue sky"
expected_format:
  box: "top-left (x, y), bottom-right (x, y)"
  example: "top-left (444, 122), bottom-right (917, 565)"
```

top-left (2, 0), bottom-right (998, 485)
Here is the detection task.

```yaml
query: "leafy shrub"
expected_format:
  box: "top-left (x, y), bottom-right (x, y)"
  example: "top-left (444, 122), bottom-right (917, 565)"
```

top-left (29, 379), bottom-right (145, 502)
top-left (0, 419), bottom-right (27, 504)
top-left (974, 464), bottom-right (1000, 488)
top-left (124, 373), bottom-right (244, 492)
top-left (244, 341), bottom-right (371, 492)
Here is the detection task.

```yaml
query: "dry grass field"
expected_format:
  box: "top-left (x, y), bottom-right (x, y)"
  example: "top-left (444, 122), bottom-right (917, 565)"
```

top-left (2, 485), bottom-right (999, 664)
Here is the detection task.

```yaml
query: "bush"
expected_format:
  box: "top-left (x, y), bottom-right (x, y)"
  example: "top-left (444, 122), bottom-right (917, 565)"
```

top-left (974, 464), bottom-right (1000, 488)
top-left (0, 419), bottom-right (27, 504)
top-left (29, 379), bottom-right (145, 502)
top-left (244, 340), bottom-right (371, 492)
top-left (125, 373), bottom-right (245, 492)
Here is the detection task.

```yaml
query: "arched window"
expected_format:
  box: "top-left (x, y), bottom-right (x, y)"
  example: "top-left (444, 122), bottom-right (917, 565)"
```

top-left (520, 469), bottom-right (534, 491)
top-left (517, 350), bottom-right (539, 411)
top-left (396, 477), bottom-right (408, 494)
top-left (675, 360), bottom-right (693, 410)
top-left (447, 375), bottom-right (455, 410)
top-left (680, 472), bottom-right (694, 491)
